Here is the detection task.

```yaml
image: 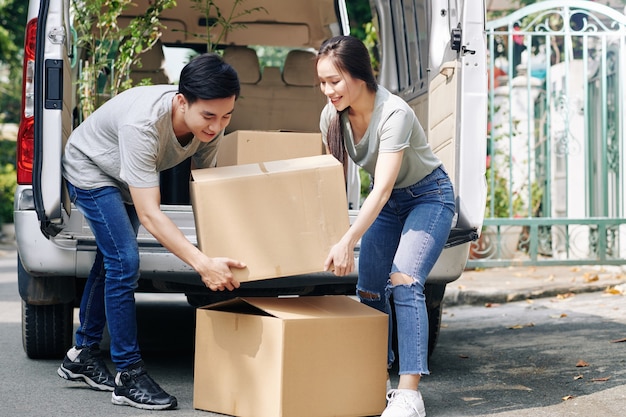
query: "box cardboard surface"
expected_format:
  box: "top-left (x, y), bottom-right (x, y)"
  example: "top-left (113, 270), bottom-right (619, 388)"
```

top-left (217, 130), bottom-right (324, 167)
top-left (193, 296), bottom-right (388, 417)
top-left (190, 154), bottom-right (349, 282)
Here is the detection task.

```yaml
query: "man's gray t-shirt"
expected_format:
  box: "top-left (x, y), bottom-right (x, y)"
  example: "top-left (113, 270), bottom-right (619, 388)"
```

top-left (320, 85), bottom-right (441, 188)
top-left (63, 85), bottom-right (221, 203)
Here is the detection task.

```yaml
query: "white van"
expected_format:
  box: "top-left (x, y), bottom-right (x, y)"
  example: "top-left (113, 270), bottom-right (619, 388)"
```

top-left (16, 0), bottom-right (487, 359)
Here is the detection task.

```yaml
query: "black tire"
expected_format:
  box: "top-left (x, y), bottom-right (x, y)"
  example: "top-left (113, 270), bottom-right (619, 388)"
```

top-left (425, 283), bottom-right (446, 358)
top-left (22, 300), bottom-right (74, 359)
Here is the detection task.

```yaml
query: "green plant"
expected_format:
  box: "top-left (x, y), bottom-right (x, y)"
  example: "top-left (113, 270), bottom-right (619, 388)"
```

top-left (485, 155), bottom-right (515, 218)
top-left (362, 21), bottom-right (379, 75)
top-left (486, 153), bottom-right (544, 219)
top-left (0, 139), bottom-right (16, 224)
top-left (189, 0), bottom-right (267, 52)
top-left (359, 167), bottom-right (371, 204)
top-left (0, 163), bottom-right (16, 224)
top-left (72, 0), bottom-right (176, 117)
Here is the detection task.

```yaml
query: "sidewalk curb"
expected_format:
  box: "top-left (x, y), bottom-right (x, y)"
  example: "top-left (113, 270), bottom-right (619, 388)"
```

top-left (443, 282), bottom-right (623, 306)
top-left (443, 264), bottom-right (626, 307)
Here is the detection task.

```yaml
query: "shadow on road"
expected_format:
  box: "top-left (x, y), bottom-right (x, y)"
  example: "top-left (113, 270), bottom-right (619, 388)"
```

top-left (423, 299), bottom-right (626, 416)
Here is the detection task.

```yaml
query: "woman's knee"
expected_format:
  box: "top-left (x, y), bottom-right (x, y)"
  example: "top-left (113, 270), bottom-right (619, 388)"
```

top-left (389, 272), bottom-right (415, 286)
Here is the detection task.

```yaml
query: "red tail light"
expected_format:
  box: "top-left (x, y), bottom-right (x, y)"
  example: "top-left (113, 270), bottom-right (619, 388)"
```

top-left (17, 18), bottom-right (37, 185)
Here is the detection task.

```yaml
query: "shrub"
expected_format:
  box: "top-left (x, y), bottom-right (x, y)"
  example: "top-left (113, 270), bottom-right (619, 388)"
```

top-left (0, 139), bottom-right (16, 224)
top-left (0, 163), bottom-right (16, 224)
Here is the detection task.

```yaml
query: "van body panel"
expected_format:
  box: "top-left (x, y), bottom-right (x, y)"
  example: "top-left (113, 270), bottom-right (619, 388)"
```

top-left (18, 0), bottom-right (486, 358)
top-left (18, 0), bottom-right (486, 300)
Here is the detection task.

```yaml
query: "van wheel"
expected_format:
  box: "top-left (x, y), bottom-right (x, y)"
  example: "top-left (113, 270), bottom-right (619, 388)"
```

top-left (425, 283), bottom-right (446, 358)
top-left (22, 300), bottom-right (73, 359)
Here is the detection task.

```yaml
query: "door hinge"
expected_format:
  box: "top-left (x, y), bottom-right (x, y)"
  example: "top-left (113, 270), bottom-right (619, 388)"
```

top-left (451, 24), bottom-right (476, 55)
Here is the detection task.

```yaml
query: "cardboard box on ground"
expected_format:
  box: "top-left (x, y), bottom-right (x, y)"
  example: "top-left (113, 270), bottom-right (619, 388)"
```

top-left (191, 130), bottom-right (348, 282)
top-left (194, 295), bottom-right (388, 417)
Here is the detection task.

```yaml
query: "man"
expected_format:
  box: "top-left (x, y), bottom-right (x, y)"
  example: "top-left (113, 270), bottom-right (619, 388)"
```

top-left (56, 53), bottom-right (245, 410)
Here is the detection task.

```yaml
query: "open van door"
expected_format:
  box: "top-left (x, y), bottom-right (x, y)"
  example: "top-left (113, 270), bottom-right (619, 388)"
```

top-left (442, 0), bottom-right (488, 236)
top-left (370, 0), bottom-right (487, 354)
top-left (16, 0), bottom-right (75, 359)
top-left (371, 0), bottom-right (487, 279)
top-left (32, 0), bottom-right (73, 238)
top-left (427, 0), bottom-right (488, 279)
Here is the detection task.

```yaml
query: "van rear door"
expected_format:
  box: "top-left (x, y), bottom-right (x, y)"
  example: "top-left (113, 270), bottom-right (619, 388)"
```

top-left (370, 0), bottom-right (487, 280)
top-left (32, 0), bottom-right (73, 237)
top-left (429, 0), bottom-right (487, 232)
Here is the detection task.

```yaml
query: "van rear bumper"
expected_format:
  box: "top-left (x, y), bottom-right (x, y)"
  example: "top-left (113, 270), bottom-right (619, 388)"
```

top-left (16, 206), bottom-right (468, 284)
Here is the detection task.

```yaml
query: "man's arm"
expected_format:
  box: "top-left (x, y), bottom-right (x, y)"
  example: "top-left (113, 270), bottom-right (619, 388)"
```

top-left (129, 185), bottom-right (245, 291)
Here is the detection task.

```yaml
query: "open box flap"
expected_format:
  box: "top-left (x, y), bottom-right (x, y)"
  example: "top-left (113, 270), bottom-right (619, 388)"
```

top-left (203, 296), bottom-right (388, 320)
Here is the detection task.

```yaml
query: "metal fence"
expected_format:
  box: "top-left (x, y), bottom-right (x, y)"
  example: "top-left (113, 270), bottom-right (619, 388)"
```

top-left (467, 0), bottom-right (626, 268)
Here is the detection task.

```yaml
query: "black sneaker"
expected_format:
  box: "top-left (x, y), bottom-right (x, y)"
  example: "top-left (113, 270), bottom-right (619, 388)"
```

top-left (111, 361), bottom-right (177, 410)
top-left (57, 346), bottom-right (115, 391)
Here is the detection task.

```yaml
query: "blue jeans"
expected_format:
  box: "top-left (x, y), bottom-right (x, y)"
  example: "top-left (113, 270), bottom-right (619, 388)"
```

top-left (358, 166), bottom-right (455, 375)
top-left (66, 182), bottom-right (142, 371)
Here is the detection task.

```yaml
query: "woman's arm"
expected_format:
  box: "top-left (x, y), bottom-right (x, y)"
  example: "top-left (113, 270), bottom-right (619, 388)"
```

top-left (325, 150), bottom-right (404, 275)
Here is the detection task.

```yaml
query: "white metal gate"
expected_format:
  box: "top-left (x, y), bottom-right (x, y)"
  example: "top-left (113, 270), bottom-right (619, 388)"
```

top-left (468, 0), bottom-right (626, 267)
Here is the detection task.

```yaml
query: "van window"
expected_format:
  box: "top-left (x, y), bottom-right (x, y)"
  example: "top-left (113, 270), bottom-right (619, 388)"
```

top-left (386, 0), bottom-right (428, 98)
top-left (162, 45), bottom-right (196, 82)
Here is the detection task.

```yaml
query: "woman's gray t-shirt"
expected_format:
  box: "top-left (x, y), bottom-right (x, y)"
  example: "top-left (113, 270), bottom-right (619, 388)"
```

top-left (63, 85), bottom-right (221, 203)
top-left (320, 85), bottom-right (441, 188)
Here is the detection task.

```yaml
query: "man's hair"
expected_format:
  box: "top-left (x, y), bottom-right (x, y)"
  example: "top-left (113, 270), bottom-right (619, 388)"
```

top-left (178, 53), bottom-right (240, 104)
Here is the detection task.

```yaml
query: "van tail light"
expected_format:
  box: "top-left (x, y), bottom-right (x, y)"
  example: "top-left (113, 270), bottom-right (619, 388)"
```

top-left (17, 18), bottom-right (37, 185)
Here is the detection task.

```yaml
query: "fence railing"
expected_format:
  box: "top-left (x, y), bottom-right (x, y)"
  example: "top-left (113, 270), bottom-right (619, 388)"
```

top-left (472, 0), bottom-right (626, 267)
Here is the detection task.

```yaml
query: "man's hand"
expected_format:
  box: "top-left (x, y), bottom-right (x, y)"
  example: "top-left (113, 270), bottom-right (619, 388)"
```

top-left (201, 257), bottom-right (246, 291)
top-left (129, 186), bottom-right (246, 291)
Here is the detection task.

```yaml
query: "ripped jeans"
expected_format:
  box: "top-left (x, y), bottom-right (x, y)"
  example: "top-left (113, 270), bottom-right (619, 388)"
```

top-left (358, 166), bottom-right (455, 375)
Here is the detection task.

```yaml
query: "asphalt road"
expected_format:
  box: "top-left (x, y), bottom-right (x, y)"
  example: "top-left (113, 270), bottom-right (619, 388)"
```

top-left (1, 248), bottom-right (626, 416)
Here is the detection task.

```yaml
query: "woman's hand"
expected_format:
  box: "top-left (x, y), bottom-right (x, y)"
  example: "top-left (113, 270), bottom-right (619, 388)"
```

top-left (324, 239), bottom-right (355, 276)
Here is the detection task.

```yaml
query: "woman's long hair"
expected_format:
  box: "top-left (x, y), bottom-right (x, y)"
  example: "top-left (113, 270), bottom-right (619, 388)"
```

top-left (317, 36), bottom-right (378, 167)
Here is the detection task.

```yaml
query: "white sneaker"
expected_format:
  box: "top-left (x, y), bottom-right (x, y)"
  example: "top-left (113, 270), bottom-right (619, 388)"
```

top-left (381, 389), bottom-right (426, 417)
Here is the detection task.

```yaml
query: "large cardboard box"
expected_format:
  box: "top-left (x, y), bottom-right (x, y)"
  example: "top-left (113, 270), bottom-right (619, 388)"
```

top-left (193, 296), bottom-right (388, 417)
top-left (190, 155), bottom-right (349, 282)
top-left (217, 130), bottom-right (324, 167)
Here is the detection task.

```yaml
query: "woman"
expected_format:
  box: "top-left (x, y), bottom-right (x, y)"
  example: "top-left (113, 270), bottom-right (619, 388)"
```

top-left (317, 35), bottom-right (455, 417)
